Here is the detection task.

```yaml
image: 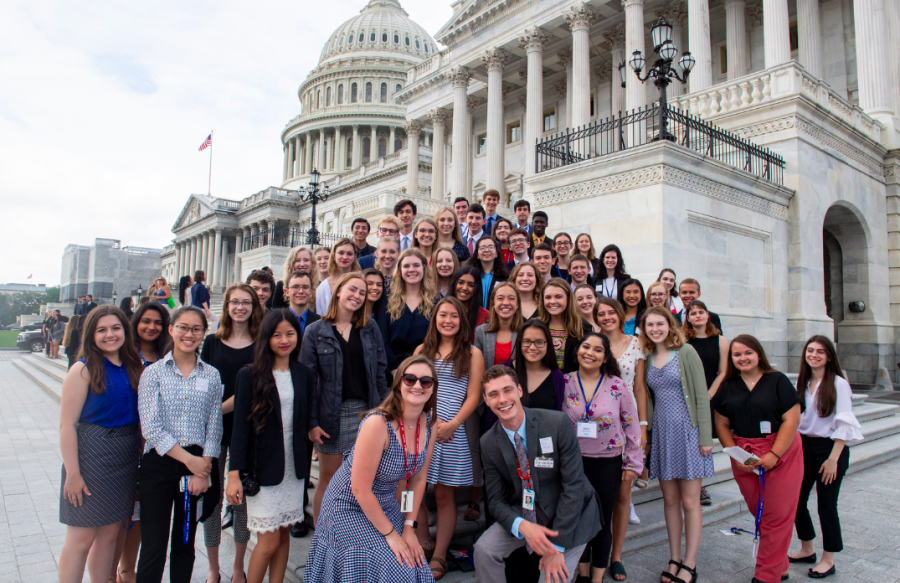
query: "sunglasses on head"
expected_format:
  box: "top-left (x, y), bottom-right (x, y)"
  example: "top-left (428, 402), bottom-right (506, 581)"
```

top-left (401, 374), bottom-right (434, 390)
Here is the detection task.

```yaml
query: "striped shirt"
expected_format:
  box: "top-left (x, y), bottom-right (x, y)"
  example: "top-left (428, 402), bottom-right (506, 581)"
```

top-left (138, 352), bottom-right (224, 458)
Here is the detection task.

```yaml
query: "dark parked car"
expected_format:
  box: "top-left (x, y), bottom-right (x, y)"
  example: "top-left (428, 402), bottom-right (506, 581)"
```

top-left (17, 330), bottom-right (45, 352)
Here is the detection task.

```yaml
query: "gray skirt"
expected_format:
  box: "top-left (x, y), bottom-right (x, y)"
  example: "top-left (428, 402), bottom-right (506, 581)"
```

top-left (316, 399), bottom-right (368, 456)
top-left (59, 423), bottom-right (141, 528)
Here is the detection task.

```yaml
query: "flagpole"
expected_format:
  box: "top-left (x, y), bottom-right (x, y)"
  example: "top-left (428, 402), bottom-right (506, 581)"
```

top-left (208, 130), bottom-right (213, 196)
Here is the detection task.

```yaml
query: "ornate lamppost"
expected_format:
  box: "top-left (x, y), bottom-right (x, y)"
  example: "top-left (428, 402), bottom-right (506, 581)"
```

top-left (294, 168), bottom-right (331, 246)
top-left (628, 17), bottom-right (695, 141)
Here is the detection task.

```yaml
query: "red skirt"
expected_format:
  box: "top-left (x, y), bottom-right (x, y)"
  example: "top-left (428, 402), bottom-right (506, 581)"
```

top-left (730, 433), bottom-right (803, 583)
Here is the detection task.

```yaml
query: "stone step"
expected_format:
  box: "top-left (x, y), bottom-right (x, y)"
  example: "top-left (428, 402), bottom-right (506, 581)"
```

top-left (12, 358), bottom-right (62, 402)
top-left (33, 353), bottom-right (69, 374)
top-left (851, 402), bottom-right (899, 423)
top-left (852, 392), bottom-right (868, 406)
top-left (23, 354), bottom-right (67, 383)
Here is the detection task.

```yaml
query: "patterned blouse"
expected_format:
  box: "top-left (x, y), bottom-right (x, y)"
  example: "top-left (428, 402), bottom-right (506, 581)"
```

top-left (615, 335), bottom-right (644, 393)
top-left (138, 352), bottom-right (224, 458)
top-left (562, 373), bottom-right (644, 473)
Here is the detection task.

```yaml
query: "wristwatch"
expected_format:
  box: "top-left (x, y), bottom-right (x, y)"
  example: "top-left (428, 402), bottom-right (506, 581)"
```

top-left (405, 519), bottom-right (418, 529)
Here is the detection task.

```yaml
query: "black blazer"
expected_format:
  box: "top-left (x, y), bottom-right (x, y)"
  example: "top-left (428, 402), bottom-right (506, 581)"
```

top-left (561, 321), bottom-right (593, 374)
top-left (230, 360), bottom-right (315, 486)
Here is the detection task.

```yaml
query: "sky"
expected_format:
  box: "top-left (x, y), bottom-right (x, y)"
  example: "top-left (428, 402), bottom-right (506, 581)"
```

top-left (0, 0), bottom-right (453, 287)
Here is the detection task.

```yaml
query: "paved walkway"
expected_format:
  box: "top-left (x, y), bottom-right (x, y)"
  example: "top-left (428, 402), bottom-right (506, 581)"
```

top-left (0, 355), bottom-right (897, 583)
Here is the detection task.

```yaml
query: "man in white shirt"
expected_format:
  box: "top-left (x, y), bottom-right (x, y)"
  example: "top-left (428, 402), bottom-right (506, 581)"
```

top-left (394, 199), bottom-right (417, 251)
top-left (454, 196), bottom-right (470, 239)
top-left (463, 203), bottom-right (487, 256)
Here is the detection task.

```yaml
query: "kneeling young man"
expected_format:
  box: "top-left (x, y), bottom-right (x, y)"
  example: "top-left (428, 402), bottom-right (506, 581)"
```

top-left (476, 365), bottom-right (601, 582)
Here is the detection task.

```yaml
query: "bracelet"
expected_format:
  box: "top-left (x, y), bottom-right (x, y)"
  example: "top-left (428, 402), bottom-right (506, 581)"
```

top-left (453, 419), bottom-right (462, 429)
top-left (770, 451), bottom-right (781, 460)
top-left (381, 526), bottom-right (395, 537)
top-left (405, 519), bottom-right (419, 529)
top-left (639, 421), bottom-right (648, 426)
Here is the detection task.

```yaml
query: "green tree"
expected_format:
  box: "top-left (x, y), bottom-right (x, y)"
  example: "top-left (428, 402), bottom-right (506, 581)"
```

top-left (0, 287), bottom-right (61, 325)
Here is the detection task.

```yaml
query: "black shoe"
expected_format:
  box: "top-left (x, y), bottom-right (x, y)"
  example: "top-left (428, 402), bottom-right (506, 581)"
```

top-left (699, 486), bottom-right (711, 506)
top-left (221, 505), bottom-right (234, 530)
top-left (290, 520), bottom-right (309, 538)
top-left (789, 553), bottom-right (817, 564)
top-left (808, 565), bottom-right (835, 579)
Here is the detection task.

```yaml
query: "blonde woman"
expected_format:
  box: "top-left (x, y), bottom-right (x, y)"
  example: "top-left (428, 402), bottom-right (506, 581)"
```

top-left (510, 262), bottom-right (542, 319)
top-left (434, 207), bottom-right (470, 261)
top-left (274, 246), bottom-right (317, 310)
top-left (433, 247), bottom-right (459, 298)
top-left (575, 233), bottom-right (601, 279)
top-left (413, 218), bottom-right (439, 264)
top-left (149, 277), bottom-right (172, 308)
top-left (387, 249), bottom-right (438, 367)
top-left (315, 238), bottom-right (361, 312)
top-left (314, 247), bottom-right (330, 284)
top-left (374, 236), bottom-right (400, 297)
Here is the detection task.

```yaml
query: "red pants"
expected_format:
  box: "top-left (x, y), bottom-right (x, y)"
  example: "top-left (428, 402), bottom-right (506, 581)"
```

top-left (731, 433), bottom-right (803, 583)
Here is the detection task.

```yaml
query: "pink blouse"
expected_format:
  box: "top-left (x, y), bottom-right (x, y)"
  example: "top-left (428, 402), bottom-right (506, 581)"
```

top-left (563, 373), bottom-right (644, 473)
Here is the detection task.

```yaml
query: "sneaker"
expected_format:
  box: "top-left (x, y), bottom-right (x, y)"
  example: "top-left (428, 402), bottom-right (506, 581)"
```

top-left (700, 486), bottom-right (711, 506)
top-left (629, 503), bottom-right (640, 525)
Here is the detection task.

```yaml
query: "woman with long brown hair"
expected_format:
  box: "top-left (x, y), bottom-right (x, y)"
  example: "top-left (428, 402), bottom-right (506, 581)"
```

top-left (575, 233), bottom-right (600, 279)
top-left (63, 314), bottom-right (83, 370)
top-left (201, 283), bottom-right (264, 583)
top-left (539, 277), bottom-right (590, 373)
top-left (316, 238), bottom-right (362, 311)
top-left (413, 297), bottom-right (485, 580)
top-left (713, 334), bottom-right (803, 583)
top-left (387, 249), bottom-right (438, 366)
top-left (57, 306), bottom-right (144, 583)
top-left (412, 217), bottom-right (439, 263)
top-left (789, 335), bottom-right (862, 578)
top-left (305, 355), bottom-right (438, 582)
top-left (433, 247), bottom-right (459, 298)
top-left (435, 206), bottom-right (470, 261)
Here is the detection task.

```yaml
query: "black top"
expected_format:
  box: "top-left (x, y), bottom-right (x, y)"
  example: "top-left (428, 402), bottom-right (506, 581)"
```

top-left (712, 371), bottom-right (801, 438)
top-left (201, 335), bottom-right (256, 445)
top-left (528, 373), bottom-right (557, 411)
top-left (688, 336), bottom-right (720, 389)
top-left (552, 265), bottom-right (569, 282)
top-left (335, 326), bottom-right (367, 402)
top-left (355, 243), bottom-right (377, 257)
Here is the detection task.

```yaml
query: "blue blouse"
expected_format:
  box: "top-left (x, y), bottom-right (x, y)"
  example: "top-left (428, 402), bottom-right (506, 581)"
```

top-left (623, 317), bottom-right (637, 336)
top-left (78, 358), bottom-right (140, 428)
top-left (481, 273), bottom-right (494, 309)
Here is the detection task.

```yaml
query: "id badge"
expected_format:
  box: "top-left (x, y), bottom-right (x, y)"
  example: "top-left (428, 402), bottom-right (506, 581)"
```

top-left (400, 490), bottom-right (414, 513)
top-left (577, 421), bottom-right (598, 439)
top-left (522, 488), bottom-right (535, 511)
top-left (534, 456), bottom-right (554, 469)
top-left (760, 421), bottom-right (772, 434)
top-left (179, 476), bottom-right (189, 493)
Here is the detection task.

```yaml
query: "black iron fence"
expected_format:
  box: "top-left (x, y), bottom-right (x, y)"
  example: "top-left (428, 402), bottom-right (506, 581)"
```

top-left (243, 227), bottom-right (350, 251)
top-left (535, 104), bottom-right (784, 185)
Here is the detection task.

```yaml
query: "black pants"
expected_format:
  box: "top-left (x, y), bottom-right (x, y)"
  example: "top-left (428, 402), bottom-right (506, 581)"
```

top-left (580, 455), bottom-right (621, 569)
top-left (795, 435), bottom-right (849, 553)
top-left (137, 446), bottom-right (204, 583)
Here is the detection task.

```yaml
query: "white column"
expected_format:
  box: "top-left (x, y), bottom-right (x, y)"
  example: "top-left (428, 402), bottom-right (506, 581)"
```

top-left (370, 125), bottom-right (377, 161)
top-left (187, 238), bottom-right (195, 276)
top-left (389, 126), bottom-right (397, 153)
top-left (566, 4), bottom-right (595, 129)
top-left (854, 0), bottom-right (893, 117)
top-left (450, 66), bottom-right (472, 200)
top-left (404, 119), bottom-right (423, 197)
top-left (206, 231), bottom-right (216, 282)
top-left (466, 97), bottom-right (477, 198)
top-left (318, 130), bottom-right (326, 170)
top-left (192, 237), bottom-right (200, 275)
top-left (521, 27), bottom-right (550, 177)
top-left (234, 231), bottom-right (243, 283)
top-left (604, 25), bottom-right (626, 114)
top-left (351, 125), bottom-right (360, 168)
top-left (763, 0), bottom-right (791, 68)
top-left (557, 49), bottom-right (572, 127)
top-left (623, 0), bottom-right (647, 112)
top-left (284, 143), bottom-right (291, 180)
top-left (689, 0), bottom-right (713, 92)
top-left (887, 0), bottom-right (900, 118)
top-left (304, 132), bottom-right (313, 175)
top-left (429, 109), bottom-right (450, 199)
top-left (725, 0), bottom-right (749, 80)
top-left (483, 47), bottom-right (509, 198)
top-left (670, 5), bottom-right (687, 96)
top-left (211, 229), bottom-right (222, 288)
top-left (332, 126), bottom-right (340, 171)
top-left (797, 0), bottom-right (822, 78)
top-left (295, 137), bottom-right (301, 175)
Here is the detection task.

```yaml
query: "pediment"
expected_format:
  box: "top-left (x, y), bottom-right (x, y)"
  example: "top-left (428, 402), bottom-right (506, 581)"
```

top-left (172, 194), bottom-right (216, 231)
top-left (435, 0), bottom-right (497, 42)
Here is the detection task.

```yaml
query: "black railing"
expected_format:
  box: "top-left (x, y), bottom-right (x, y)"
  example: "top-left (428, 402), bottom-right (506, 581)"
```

top-left (535, 104), bottom-right (784, 185)
top-left (243, 227), bottom-right (350, 251)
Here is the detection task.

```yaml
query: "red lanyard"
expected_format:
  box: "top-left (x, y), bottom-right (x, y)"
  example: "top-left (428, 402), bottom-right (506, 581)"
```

top-left (516, 456), bottom-right (532, 489)
top-left (397, 416), bottom-right (421, 487)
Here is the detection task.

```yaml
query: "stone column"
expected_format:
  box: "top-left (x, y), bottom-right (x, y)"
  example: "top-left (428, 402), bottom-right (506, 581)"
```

top-left (212, 229), bottom-right (223, 288)
top-left (332, 126), bottom-right (341, 171)
top-left (295, 137), bottom-right (302, 175)
top-left (521, 27), bottom-right (550, 178)
top-left (887, 0), bottom-right (900, 118)
top-left (623, 0), bottom-right (647, 112)
top-left (483, 47), bottom-right (509, 198)
top-left (234, 231), bottom-right (243, 282)
top-left (174, 243), bottom-right (182, 281)
top-left (284, 142), bottom-right (291, 180)
top-left (351, 125), bottom-right (360, 168)
top-left (318, 130), bottom-right (326, 170)
top-left (450, 66), bottom-right (472, 200)
top-left (206, 231), bottom-right (216, 283)
top-left (429, 109), bottom-right (450, 199)
top-left (566, 4), bottom-right (595, 129)
top-left (187, 238), bottom-right (195, 276)
top-left (557, 49), bottom-right (573, 127)
top-left (389, 126), bottom-right (397, 153)
top-left (466, 97), bottom-right (478, 197)
top-left (670, 4), bottom-right (688, 96)
top-left (763, 0), bottom-right (791, 68)
top-left (196, 233), bottom-right (205, 275)
top-left (797, 0), bottom-right (821, 78)
top-left (193, 237), bottom-right (200, 275)
top-left (304, 132), bottom-right (313, 176)
top-left (725, 0), bottom-right (749, 80)
top-left (370, 126), bottom-right (378, 161)
top-left (854, 0), bottom-right (893, 117)
top-left (689, 0), bottom-right (713, 92)
top-left (604, 25), bottom-right (627, 114)
top-left (404, 119), bottom-right (423, 198)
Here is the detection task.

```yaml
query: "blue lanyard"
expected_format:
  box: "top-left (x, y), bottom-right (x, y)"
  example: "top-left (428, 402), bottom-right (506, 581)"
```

top-left (576, 371), bottom-right (604, 421)
top-left (603, 279), bottom-right (615, 298)
top-left (730, 467), bottom-right (765, 557)
top-left (182, 477), bottom-right (191, 544)
top-left (138, 350), bottom-right (159, 366)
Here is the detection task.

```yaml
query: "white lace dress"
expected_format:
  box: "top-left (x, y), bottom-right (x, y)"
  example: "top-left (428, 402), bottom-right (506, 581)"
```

top-left (246, 369), bottom-right (305, 533)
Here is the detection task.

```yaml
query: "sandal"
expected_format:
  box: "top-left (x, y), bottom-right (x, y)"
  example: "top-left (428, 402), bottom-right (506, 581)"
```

top-left (429, 557), bottom-right (449, 580)
top-left (610, 560), bottom-right (627, 581)
top-left (661, 560), bottom-right (682, 583)
top-left (117, 570), bottom-right (136, 583)
top-left (676, 564), bottom-right (698, 583)
top-left (464, 501), bottom-right (481, 521)
top-left (634, 478), bottom-right (649, 489)
top-left (420, 538), bottom-right (435, 561)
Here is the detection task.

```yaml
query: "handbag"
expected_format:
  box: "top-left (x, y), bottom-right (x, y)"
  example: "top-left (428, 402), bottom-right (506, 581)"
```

top-left (167, 295), bottom-right (176, 309)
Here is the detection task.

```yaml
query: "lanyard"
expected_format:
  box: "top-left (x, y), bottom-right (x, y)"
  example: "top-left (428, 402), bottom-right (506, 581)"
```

top-left (576, 372), bottom-right (605, 421)
top-left (138, 350), bottom-right (159, 367)
top-left (603, 279), bottom-right (615, 298)
top-left (516, 454), bottom-right (532, 490)
top-left (730, 468), bottom-right (765, 557)
top-left (554, 265), bottom-right (568, 282)
top-left (397, 416), bottom-right (421, 488)
top-left (182, 477), bottom-right (191, 545)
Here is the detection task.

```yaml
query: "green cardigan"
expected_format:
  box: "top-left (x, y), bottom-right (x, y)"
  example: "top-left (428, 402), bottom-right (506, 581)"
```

top-left (642, 343), bottom-right (714, 447)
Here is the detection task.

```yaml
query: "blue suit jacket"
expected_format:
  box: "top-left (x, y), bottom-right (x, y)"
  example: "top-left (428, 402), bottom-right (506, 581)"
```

top-left (358, 254), bottom-right (376, 270)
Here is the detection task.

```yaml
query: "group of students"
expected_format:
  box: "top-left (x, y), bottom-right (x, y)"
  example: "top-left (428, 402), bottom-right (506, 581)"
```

top-left (56, 195), bottom-right (861, 583)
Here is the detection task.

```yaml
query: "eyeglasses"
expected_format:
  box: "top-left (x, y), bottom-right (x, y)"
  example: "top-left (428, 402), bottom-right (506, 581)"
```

top-left (401, 374), bottom-right (435, 390)
top-left (510, 238), bottom-right (528, 245)
top-left (228, 300), bottom-right (254, 307)
top-left (288, 285), bottom-right (312, 292)
top-left (648, 292), bottom-right (668, 299)
top-left (555, 240), bottom-right (572, 247)
top-left (378, 227), bottom-right (399, 235)
top-left (521, 339), bottom-right (547, 348)
top-left (173, 324), bottom-right (205, 336)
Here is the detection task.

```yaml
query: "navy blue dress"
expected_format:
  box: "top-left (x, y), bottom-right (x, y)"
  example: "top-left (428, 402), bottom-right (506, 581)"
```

top-left (388, 304), bottom-right (431, 365)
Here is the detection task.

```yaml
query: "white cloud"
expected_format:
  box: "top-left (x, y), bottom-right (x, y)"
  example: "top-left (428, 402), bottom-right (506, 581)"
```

top-left (0, 0), bottom-right (452, 286)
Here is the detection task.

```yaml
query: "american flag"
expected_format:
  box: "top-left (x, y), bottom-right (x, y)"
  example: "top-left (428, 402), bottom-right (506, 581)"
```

top-left (198, 134), bottom-right (212, 151)
top-left (27, 274), bottom-right (32, 279)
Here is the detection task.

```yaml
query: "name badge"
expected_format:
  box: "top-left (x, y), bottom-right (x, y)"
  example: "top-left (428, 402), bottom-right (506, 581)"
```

top-left (539, 437), bottom-right (554, 454)
top-left (522, 488), bottom-right (535, 511)
top-left (534, 456), bottom-right (554, 469)
top-left (194, 378), bottom-right (209, 393)
top-left (577, 421), bottom-right (598, 439)
top-left (400, 491), bottom-right (414, 513)
top-left (759, 421), bottom-right (772, 434)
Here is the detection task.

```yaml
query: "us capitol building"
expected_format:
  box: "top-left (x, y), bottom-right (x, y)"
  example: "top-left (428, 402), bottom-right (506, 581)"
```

top-left (161, 0), bottom-right (900, 387)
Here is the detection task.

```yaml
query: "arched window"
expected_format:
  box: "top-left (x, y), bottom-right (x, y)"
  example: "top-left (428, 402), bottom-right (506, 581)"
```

top-left (394, 33), bottom-right (399, 43)
top-left (348, 33), bottom-right (353, 44)
top-left (337, 84), bottom-right (344, 104)
top-left (380, 83), bottom-right (387, 103)
top-left (395, 83), bottom-right (402, 95)
top-left (382, 32), bottom-right (387, 42)
top-left (378, 138), bottom-right (387, 158)
top-left (339, 36), bottom-right (343, 46)
top-left (394, 138), bottom-right (402, 152)
top-left (424, 43), bottom-right (429, 52)
top-left (326, 86), bottom-right (332, 106)
top-left (351, 83), bottom-right (358, 103)
top-left (365, 82), bottom-right (372, 102)
top-left (415, 39), bottom-right (420, 49)
top-left (362, 137), bottom-right (371, 164)
top-left (359, 33), bottom-right (364, 42)
top-left (405, 36), bottom-right (410, 46)
top-left (370, 31), bottom-right (375, 42)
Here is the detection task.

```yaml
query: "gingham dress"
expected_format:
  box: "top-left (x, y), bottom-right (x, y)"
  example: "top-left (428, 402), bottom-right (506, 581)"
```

top-left (426, 359), bottom-right (473, 486)
top-left (304, 412), bottom-right (434, 583)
